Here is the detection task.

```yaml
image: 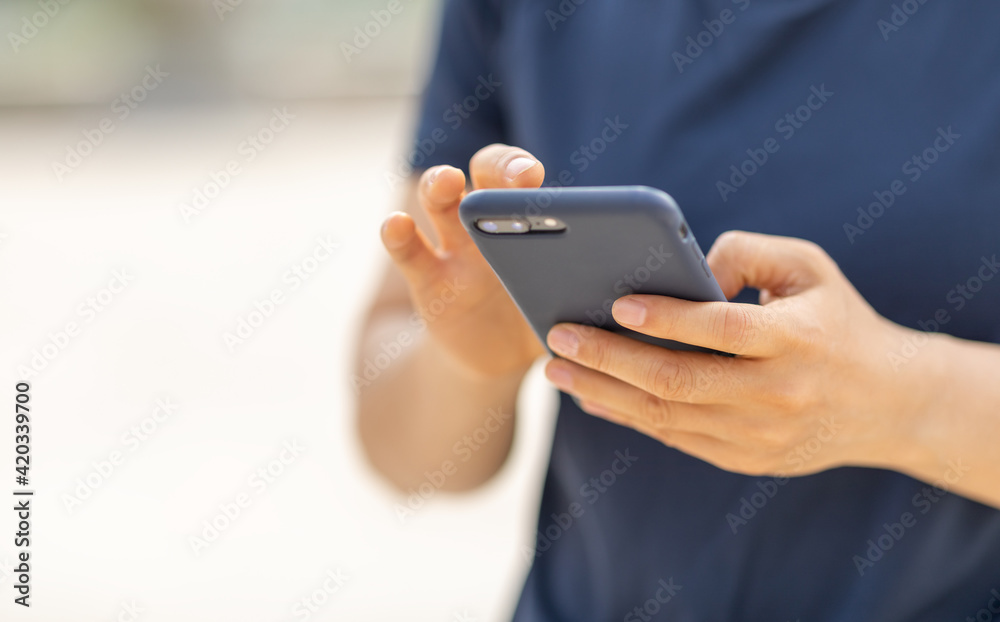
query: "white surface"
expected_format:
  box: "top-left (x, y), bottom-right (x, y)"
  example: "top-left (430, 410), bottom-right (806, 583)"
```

top-left (0, 100), bottom-right (557, 621)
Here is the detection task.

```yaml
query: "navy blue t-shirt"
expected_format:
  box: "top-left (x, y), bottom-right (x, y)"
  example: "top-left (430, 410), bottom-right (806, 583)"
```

top-left (412, 1), bottom-right (1000, 619)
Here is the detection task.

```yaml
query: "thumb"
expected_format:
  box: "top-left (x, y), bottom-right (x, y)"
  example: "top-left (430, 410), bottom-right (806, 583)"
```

top-left (380, 211), bottom-right (442, 291)
top-left (706, 231), bottom-right (832, 301)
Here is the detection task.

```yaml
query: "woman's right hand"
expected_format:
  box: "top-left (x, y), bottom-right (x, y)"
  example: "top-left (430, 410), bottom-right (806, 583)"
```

top-left (380, 144), bottom-right (548, 379)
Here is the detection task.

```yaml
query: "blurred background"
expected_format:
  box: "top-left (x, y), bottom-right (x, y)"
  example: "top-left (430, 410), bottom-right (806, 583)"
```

top-left (0, 1), bottom-right (558, 620)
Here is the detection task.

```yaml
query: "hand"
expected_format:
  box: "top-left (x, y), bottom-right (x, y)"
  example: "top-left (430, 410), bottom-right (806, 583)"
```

top-left (542, 231), bottom-right (934, 477)
top-left (381, 144), bottom-right (548, 378)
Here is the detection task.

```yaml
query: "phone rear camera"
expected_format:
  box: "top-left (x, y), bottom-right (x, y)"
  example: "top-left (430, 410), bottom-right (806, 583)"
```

top-left (476, 217), bottom-right (541, 234)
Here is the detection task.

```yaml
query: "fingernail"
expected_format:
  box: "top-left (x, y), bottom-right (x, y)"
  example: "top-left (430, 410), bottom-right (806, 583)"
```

top-left (505, 157), bottom-right (537, 181)
top-left (613, 298), bottom-right (647, 327)
top-left (426, 167), bottom-right (441, 186)
top-left (548, 326), bottom-right (579, 357)
top-left (545, 364), bottom-right (573, 391)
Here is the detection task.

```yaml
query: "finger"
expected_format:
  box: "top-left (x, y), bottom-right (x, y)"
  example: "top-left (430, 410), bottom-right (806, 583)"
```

top-left (469, 143), bottom-right (545, 190)
top-left (706, 231), bottom-right (832, 300)
top-left (611, 296), bottom-right (783, 357)
top-left (380, 211), bottom-right (441, 287)
top-left (575, 397), bottom-right (733, 467)
top-left (545, 358), bottom-right (741, 441)
top-left (418, 165), bottom-right (470, 252)
top-left (546, 324), bottom-right (749, 404)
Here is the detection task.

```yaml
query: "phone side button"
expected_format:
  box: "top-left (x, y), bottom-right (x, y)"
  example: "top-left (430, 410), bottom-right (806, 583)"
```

top-left (689, 240), bottom-right (704, 261)
top-left (701, 257), bottom-right (712, 278)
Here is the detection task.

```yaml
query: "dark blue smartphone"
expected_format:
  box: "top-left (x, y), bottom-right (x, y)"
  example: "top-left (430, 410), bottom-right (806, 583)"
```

top-left (459, 185), bottom-right (728, 354)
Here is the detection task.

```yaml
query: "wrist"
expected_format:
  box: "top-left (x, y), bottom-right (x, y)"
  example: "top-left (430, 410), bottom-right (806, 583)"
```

top-left (878, 324), bottom-right (956, 479)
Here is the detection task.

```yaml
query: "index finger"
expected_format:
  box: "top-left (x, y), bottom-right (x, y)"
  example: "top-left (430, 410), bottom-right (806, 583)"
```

top-left (469, 143), bottom-right (545, 190)
top-left (611, 296), bottom-right (786, 357)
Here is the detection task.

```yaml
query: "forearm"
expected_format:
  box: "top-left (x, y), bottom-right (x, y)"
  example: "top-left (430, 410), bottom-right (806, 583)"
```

top-left (356, 310), bottom-right (527, 492)
top-left (889, 331), bottom-right (1000, 510)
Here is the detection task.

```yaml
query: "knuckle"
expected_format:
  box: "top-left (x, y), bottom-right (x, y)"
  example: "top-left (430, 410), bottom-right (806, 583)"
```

top-left (392, 241), bottom-right (419, 265)
top-left (586, 333), bottom-right (615, 374)
top-left (711, 230), bottom-right (750, 258)
top-left (753, 421), bottom-right (798, 450)
top-left (789, 327), bottom-right (817, 355)
top-left (648, 300), bottom-right (680, 336)
top-left (706, 232), bottom-right (734, 263)
top-left (691, 362), bottom-right (721, 395)
top-left (717, 304), bottom-right (757, 353)
top-left (777, 316), bottom-right (822, 355)
top-left (767, 380), bottom-right (810, 413)
top-left (646, 357), bottom-right (693, 400)
top-left (639, 393), bottom-right (673, 431)
top-left (716, 230), bottom-right (746, 248)
top-left (794, 238), bottom-right (837, 276)
top-left (796, 238), bottom-right (829, 263)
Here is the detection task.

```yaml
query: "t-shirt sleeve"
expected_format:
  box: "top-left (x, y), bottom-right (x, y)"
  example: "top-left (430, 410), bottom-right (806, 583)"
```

top-left (408, 0), bottom-right (508, 175)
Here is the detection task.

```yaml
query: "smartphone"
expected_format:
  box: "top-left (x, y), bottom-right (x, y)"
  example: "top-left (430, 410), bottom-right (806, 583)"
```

top-left (458, 185), bottom-right (727, 354)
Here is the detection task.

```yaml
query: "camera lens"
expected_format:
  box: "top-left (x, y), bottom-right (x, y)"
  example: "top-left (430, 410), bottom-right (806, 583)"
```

top-left (510, 220), bottom-right (528, 232)
top-left (478, 220), bottom-right (499, 233)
